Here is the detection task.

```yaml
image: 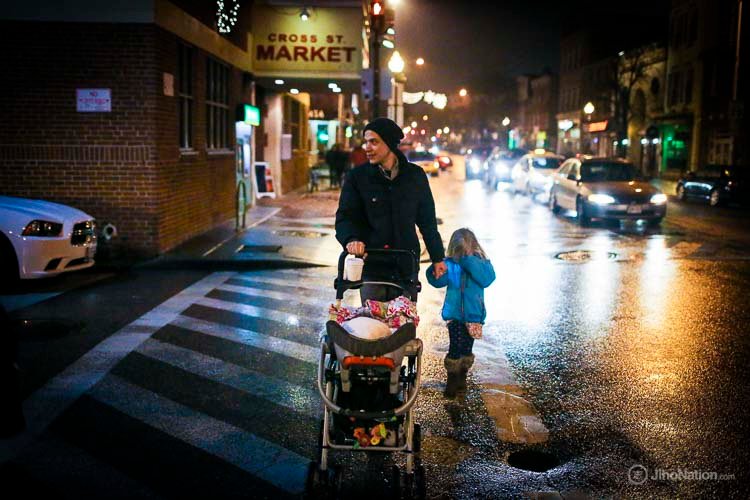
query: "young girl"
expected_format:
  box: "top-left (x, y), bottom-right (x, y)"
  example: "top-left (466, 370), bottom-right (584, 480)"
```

top-left (427, 228), bottom-right (495, 398)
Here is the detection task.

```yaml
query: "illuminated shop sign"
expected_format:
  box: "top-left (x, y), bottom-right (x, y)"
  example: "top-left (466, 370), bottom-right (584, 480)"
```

top-left (587, 120), bottom-right (608, 132)
top-left (251, 6), bottom-right (362, 76)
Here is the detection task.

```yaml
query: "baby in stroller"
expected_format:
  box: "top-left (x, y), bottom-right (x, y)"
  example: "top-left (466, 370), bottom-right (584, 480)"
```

top-left (309, 249), bottom-right (426, 497)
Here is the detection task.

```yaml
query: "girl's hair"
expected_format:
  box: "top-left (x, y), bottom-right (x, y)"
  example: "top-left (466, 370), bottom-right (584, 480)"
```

top-left (446, 228), bottom-right (487, 259)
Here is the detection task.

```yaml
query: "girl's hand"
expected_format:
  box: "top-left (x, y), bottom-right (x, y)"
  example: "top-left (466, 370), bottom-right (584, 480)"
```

top-left (432, 261), bottom-right (447, 278)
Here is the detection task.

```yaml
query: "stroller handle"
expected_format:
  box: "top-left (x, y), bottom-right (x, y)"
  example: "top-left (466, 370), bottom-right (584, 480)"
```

top-left (334, 248), bottom-right (420, 300)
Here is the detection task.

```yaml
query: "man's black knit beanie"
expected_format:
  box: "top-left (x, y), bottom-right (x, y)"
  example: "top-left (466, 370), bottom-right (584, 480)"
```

top-left (363, 117), bottom-right (404, 155)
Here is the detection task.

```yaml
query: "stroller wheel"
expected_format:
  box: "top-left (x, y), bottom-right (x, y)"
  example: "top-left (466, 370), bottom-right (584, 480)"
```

top-left (391, 464), bottom-right (426, 499)
top-left (306, 462), bottom-right (342, 497)
top-left (389, 465), bottom-right (402, 497)
top-left (412, 423), bottom-right (421, 453)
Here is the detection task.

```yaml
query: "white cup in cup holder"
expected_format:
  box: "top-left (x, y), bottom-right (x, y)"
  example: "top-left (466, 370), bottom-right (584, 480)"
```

top-left (344, 257), bottom-right (364, 281)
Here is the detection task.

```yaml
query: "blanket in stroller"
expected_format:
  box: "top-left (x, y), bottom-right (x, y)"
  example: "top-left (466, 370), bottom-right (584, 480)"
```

top-left (328, 295), bottom-right (419, 329)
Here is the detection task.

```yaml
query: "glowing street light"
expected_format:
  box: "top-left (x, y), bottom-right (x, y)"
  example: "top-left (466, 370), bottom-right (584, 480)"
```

top-left (443, 126), bottom-right (450, 133)
top-left (411, 121), bottom-right (418, 128)
top-left (416, 57), bottom-right (425, 66)
top-left (388, 51), bottom-right (405, 73)
top-left (583, 101), bottom-right (595, 115)
top-left (502, 116), bottom-right (510, 127)
top-left (422, 115), bottom-right (429, 121)
top-left (459, 88), bottom-right (468, 97)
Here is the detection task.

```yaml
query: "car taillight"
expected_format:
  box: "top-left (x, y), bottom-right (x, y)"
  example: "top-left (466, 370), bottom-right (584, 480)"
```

top-left (438, 156), bottom-right (451, 165)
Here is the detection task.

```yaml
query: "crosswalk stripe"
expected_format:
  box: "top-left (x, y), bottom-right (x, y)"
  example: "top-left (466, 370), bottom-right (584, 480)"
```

top-left (232, 273), bottom-right (334, 292)
top-left (216, 283), bottom-right (332, 308)
top-left (170, 315), bottom-right (319, 364)
top-left (196, 296), bottom-right (321, 330)
top-left (136, 338), bottom-right (321, 417)
top-left (1, 272), bottom-right (236, 463)
top-left (90, 374), bottom-right (308, 495)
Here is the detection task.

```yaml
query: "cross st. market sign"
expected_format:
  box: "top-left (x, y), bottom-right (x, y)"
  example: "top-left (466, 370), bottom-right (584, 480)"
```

top-left (251, 6), bottom-right (362, 78)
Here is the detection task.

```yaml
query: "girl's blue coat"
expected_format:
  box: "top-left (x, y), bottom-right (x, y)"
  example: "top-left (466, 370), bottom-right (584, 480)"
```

top-left (426, 255), bottom-right (495, 323)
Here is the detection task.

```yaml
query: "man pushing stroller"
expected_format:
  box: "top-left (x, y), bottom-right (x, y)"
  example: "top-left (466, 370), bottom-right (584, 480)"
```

top-left (335, 117), bottom-right (447, 302)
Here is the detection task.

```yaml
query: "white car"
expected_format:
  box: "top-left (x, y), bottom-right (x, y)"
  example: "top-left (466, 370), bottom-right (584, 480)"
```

top-left (510, 151), bottom-right (565, 200)
top-left (0, 196), bottom-right (97, 280)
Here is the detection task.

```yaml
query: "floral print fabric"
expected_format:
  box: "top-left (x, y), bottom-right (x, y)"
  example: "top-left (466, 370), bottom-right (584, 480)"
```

top-left (328, 295), bottom-right (419, 328)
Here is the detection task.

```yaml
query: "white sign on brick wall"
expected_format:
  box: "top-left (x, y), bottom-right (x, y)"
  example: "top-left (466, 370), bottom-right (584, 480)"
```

top-left (76, 88), bottom-right (111, 112)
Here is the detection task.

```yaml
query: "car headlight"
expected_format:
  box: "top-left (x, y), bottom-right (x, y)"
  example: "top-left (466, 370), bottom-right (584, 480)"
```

top-left (470, 158), bottom-right (481, 171)
top-left (588, 194), bottom-right (616, 205)
top-left (22, 220), bottom-right (63, 237)
top-left (650, 193), bottom-right (668, 204)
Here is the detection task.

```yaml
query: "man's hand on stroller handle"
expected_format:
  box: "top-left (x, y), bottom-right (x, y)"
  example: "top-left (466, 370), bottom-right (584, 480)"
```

top-left (346, 240), bottom-right (366, 257)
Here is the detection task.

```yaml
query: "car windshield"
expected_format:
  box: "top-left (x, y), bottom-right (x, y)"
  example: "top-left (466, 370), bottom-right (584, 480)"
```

top-left (407, 151), bottom-right (435, 161)
top-left (531, 157), bottom-right (562, 169)
top-left (580, 161), bottom-right (638, 182)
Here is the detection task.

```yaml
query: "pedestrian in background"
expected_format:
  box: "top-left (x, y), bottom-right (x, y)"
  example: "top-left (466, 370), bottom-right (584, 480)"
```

top-left (349, 140), bottom-right (367, 169)
top-left (326, 144), bottom-right (342, 188)
top-left (427, 228), bottom-right (495, 398)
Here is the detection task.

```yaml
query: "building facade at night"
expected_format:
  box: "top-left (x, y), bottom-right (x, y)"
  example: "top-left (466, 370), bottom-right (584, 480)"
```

top-left (0, 0), bottom-right (365, 257)
top-left (657, 0), bottom-right (748, 172)
top-left (514, 72), bottom-right (558, 152)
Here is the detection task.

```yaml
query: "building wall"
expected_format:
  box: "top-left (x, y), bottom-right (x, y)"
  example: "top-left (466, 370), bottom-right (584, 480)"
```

top-left (0, 20), bottom-right (247, 256)
top-left (153, 26), bottom-right (243, 253)
top-left (0, 21), bottom-right (161, 255)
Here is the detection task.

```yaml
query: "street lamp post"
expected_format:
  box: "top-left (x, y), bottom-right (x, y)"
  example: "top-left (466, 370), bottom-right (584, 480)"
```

top-left (583, 101), bottom-right (595, 154)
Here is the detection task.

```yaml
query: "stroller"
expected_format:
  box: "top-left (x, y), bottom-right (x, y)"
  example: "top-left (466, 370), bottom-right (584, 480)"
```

top-left (307, 249), bottom-right (425, 497)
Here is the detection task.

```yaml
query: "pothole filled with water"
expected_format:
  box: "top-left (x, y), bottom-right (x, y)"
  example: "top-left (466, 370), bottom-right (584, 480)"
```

top-left (555, 250), bottom-right (617, 262)
top-left (506, 449), bottom-right (560, 472)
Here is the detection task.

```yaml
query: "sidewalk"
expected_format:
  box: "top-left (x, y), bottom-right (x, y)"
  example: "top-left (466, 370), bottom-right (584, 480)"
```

top-left (148, 180), bottom-right (343, 270)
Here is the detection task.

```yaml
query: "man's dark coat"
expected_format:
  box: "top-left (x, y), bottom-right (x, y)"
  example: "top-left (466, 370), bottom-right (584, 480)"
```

top-left (335, 160), bottom-right (445, 263)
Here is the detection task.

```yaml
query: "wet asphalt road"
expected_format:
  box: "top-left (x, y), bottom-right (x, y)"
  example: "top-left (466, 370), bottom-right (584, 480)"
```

top-left (2, 163), bottom-right (749, 498)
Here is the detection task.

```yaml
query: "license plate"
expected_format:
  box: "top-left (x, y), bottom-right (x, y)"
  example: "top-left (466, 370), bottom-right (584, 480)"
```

top-left (627, 204), bottom-right (642, 214)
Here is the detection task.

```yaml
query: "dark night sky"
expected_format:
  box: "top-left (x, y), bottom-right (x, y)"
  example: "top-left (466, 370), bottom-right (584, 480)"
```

top-left (396, 0), bottom-right (671, 94)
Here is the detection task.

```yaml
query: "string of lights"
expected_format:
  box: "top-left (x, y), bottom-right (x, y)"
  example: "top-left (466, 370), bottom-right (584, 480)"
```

top-left (216, 0), bottom-right (240, 34)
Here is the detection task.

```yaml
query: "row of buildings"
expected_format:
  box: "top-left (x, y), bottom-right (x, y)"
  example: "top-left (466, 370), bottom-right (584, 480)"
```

top-left (1, 0), bottom-right (384, 257)
top-left (509, 0), bottom-right (748, 177)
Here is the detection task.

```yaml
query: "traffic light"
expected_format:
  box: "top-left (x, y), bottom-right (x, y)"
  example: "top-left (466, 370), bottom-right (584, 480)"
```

top-left (371, 1), bottom-right (383, 16)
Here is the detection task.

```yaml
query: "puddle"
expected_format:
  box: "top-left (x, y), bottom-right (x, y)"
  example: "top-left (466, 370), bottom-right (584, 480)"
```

top-left (506, 449), bottom-right (560, 472)
top-left (555, 250), bottom-right (617, 262)
top-left (237, 245), bottom-right (282, 253)
top-left (273, 230), bottom-right (328, 238)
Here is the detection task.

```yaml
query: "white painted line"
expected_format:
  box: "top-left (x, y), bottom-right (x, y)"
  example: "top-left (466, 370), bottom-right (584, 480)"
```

top-left (0, 272), bottom-right (235, 463)
top-left (172, 314), bottom-right (319, 364)
top-left (137, 338), bottom-right (321, 417)
top-left (202, 209), bottom-right (281, 257)
top-left (195, 296), bottom-right (320, 330)
top-left (215, 283), bottom-right (332, 308)
top-left (91, 374), bottom-right (308, 495)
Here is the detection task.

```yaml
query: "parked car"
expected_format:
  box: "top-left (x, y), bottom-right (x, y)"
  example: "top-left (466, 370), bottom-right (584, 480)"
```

top-left (0, 196), bottom-right (97, 280)
top-left (510, 151), bottom-right (565, 200)
top-left (407, 150), bottom-right (440, 177)
top-left (464, 146), bottom-right (494, 180)
top-left (486, 148), bottom-right (528, 188)
top-left (675, 165), bottom-right (748, 206)
top-left (436, 153), bottom-right (453, 171)
top-left (548, 157), bottom-right (667, 226)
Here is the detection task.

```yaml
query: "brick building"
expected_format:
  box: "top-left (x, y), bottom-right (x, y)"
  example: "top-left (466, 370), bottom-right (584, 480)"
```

top-left (0, 0), bottom-right (368, 259)
top-left (0, 0), bottom-right (268, 257)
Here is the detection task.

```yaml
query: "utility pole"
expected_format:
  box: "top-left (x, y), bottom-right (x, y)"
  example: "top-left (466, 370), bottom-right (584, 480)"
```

top-left (370, 1), bottom-right (384, 119)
